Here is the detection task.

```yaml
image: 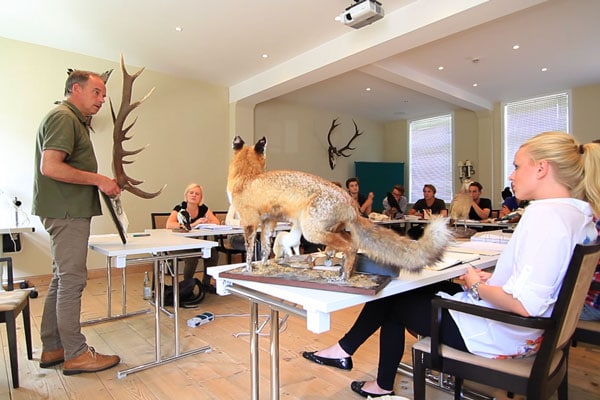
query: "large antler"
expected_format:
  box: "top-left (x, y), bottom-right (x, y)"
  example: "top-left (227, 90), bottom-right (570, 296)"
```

top-left (326, 118), bottom-right (364, 170)
top-left (110, 54), bottom-right (165, 199)
top-left (336, 119), bottom-right (364, 157)
top-left (327, 118), bottom-right (341, 169)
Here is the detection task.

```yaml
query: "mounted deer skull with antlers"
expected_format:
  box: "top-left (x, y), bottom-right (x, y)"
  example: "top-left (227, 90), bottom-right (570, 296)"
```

top-left (109, 54), bottom-right (165, 199)
top-left (327, 118), bottom-right (364, 170)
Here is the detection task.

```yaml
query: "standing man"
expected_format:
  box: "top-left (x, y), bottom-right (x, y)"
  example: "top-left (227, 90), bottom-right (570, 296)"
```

top-left (346, 177), bottom-right (374, 217)
top-left (467, 181), bottom-right (492, 220)
top-left (32, 70), bottom-right (121, 375)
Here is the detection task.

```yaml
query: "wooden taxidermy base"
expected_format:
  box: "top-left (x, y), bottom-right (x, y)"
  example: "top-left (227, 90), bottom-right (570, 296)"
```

top-left (220, 254), bottom-right (391, 295)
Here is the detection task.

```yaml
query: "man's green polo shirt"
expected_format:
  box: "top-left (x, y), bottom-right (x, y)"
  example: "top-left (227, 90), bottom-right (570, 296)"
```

top-left (32, 101), bottom-right (102, 218)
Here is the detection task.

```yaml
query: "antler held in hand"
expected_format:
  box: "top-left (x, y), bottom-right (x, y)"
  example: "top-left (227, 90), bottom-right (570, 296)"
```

top-left (110, 54), bottom-right (165, 199)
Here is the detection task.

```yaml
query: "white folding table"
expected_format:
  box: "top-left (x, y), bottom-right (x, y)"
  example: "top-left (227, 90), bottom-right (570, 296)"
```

top-left (208, 250), bottom-right (499, 400)
top-left (88, 230), bottom-right (218, 377)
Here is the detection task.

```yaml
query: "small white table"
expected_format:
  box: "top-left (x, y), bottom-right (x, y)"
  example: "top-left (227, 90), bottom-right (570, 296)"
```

top-left (208, 251), bottom-right (499, 400)
top-left (88, 230), bottom-right (218, 377)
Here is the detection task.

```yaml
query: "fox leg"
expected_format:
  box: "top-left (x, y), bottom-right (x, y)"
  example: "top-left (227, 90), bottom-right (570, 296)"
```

top-left (260, 219), bottom-right (277, 265)
top-left (306, 229), bottom-right (356, 280)
top-left (243, 225), bottom-right (257, 271)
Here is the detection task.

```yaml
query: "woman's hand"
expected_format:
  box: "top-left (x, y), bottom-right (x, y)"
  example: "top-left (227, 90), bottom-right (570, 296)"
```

top-left (460, 265), bottom-right (490, 288)
top-left (192, 217), bottom-right (209, 227)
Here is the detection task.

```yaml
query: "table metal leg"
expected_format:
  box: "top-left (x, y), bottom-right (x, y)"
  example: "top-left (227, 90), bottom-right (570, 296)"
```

top-left (173, 256), bottom-right (180, 357)
top-left (154, 258), bottom-right (161, 361)
top-left (250, 301), bottom-right (260, 400)
top-left (270, 308), bottom-right (280, 400)
top-left (117, 256), bottom-right (211, 378)
top-left (82, 256), bottom-right (151, 326)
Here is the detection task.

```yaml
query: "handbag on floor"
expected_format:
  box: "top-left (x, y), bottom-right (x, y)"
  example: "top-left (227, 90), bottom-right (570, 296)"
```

top-left (162, 277), bottom-right (205, 307)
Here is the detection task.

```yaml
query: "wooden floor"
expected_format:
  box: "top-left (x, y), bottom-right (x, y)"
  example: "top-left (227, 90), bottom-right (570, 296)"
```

top-left (1, 268), bottom-right (599, 400)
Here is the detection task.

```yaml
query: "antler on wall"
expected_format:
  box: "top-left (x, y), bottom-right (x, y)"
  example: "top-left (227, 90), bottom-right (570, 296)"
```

top-left (110, 54), bottom-right (165, 199)
top-left (327, 118), bottom-right (364, 170)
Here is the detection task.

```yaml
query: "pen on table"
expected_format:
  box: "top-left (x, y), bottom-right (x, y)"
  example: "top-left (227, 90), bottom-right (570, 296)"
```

top-left (132, 233), bottom-right (151, 237)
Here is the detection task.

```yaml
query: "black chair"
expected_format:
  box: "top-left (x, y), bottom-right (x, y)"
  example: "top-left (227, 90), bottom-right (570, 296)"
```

top-left (412, 239), bottom-right (600, 400)
top-left (212, 210), bottom-right (246, 264)
top-left (150, 212), bottom-right (171, 229)
top-left (571, 280), bottom-right (600, 347)
top-left (0, 257), bottom-right (32, 388)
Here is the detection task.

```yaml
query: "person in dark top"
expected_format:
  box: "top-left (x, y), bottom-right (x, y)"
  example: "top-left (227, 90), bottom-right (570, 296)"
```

top-left (467, 181), bottom-right (491, 220)
top-left (408, 184), bottom-right (447, 217)
top-left (382, 184), bottom-right (408, 219)
top-left (165, 183), bottom-right (220, 281)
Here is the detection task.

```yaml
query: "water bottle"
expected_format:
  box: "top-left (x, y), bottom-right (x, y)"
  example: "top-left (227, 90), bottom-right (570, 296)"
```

top-left (143, 271), bottom-right (152, 300)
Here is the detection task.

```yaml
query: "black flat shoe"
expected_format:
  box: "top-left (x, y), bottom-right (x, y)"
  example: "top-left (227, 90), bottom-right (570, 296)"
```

top-left (350, 381), bottom-right (394, 398)
top-left (302, 351), bottom-right (353, 370)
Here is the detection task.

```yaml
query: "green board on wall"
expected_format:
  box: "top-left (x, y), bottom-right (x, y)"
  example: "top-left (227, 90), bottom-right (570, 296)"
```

top-left (355, 162), bottom-right (404, 213)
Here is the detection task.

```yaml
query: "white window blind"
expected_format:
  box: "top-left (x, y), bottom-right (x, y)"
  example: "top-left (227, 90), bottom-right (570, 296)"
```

top-left (408, 114), bottom-right (453, 203)
top-left (503, 92), bottom-right (569, 182)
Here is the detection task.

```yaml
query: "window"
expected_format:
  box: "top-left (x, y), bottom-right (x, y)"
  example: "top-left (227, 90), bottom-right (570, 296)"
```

top-left (503, 92), bottom-right (569, 182)
top-left (408, 114), bottom-right (453, 203)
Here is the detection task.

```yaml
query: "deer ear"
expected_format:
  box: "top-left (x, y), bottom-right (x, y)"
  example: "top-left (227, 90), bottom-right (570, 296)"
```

top-left (255, 137), bottom-right (267, 154)
top-left (233, 136), bottom-right (245, 151)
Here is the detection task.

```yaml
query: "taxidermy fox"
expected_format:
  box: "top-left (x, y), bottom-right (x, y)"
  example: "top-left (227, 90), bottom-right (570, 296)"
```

top-left (227, 136), bottom-right (451, 280)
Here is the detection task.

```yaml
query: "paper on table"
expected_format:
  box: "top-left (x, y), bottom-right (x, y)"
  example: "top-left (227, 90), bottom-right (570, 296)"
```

top-left (426, 251), bottom-right (481, 271)
top-left (446, 240), bottom-right (507, 256)
top-left (470, 229), bottom-right (512, 244)
top-left (195, 224), bottom-right (234, 230)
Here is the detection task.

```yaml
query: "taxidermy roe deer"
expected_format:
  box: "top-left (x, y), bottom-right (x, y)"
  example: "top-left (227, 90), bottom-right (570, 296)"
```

top-left (227, 136), bottom-right (451, 280)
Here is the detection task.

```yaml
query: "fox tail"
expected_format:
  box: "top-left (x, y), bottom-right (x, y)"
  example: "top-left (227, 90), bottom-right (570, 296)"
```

top-left (350, 216), bottom-right (452, 273)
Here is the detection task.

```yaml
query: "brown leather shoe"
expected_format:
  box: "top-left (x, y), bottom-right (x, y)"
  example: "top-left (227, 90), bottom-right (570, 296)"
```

top-left (63, 347), bottom-right (120, 376)
top-left (40, 348), bottom-right (65, 368)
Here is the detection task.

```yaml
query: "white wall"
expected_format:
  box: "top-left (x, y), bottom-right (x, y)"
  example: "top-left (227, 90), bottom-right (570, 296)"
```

top-left (254, 99), bottom-right (385, 184)
top-left (0, 37), bottom-right (230, 277)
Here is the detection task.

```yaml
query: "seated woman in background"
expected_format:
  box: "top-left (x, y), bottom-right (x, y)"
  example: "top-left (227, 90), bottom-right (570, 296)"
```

top-left (408, 184), bottom-right (448, 218)
top-left (382, 184), bottom-right (408, 219)
top-left (302, 132), bottom-right (600, 398)
top-left (166, 183), bottom-right (220, 282)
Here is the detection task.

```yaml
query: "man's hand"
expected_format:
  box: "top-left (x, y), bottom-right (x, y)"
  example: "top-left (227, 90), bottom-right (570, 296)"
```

top-left (98, 177), bottom-right (121, 198)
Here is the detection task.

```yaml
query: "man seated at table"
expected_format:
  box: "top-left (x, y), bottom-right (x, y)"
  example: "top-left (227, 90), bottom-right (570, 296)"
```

top-left (467, 181), bottom-right (491, 220)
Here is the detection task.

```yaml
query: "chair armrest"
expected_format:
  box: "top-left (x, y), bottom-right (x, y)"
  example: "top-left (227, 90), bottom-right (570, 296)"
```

top-left (429, 297), bottom-right (552, 367)
top-left (432, 297), bottom-right (551, 329)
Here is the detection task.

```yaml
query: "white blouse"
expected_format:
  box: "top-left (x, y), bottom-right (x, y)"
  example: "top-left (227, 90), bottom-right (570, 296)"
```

top-left (438, 198), bottom-right (597, 358)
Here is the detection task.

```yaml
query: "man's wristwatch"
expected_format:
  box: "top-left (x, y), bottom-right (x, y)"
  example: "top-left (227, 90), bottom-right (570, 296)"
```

top-left (469, 281), bottom-right (482, 300)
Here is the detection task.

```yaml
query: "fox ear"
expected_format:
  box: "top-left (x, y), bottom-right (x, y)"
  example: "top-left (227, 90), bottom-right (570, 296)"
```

top-left (232, 136), bottom-right (245, 151)
top-left (255, 137), bottom-right (267, 154)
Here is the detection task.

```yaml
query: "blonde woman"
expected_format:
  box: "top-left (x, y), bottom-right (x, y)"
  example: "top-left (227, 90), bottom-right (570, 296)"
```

top-left (304, 132), bottom-right (600, 398)
top-left (166, 183), bottom-right (220, 281)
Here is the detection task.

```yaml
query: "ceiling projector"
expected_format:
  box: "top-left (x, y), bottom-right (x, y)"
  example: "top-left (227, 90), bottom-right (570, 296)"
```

top-left (336, 0), bottom-right (384, 29)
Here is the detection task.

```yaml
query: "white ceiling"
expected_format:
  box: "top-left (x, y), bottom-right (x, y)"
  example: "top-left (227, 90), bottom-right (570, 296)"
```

top-left (2, 0), bottom-right (599, 122)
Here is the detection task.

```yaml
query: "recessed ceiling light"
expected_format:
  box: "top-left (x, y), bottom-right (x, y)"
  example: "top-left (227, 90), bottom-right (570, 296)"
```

top-left (512, 44), bottom-right (520, 50)
top-left (438, 66), bottom-right (444, 71)
top-left (365, 87), bottom-right (372, 92)
top-left (472, 83), bottom-right (478, 87)
top-left (175, 26), bottom-right (183, 32)
top-left (541, 67), bottom-right (548, 72)
top-left (261, 53), bottom-right (269, 59)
